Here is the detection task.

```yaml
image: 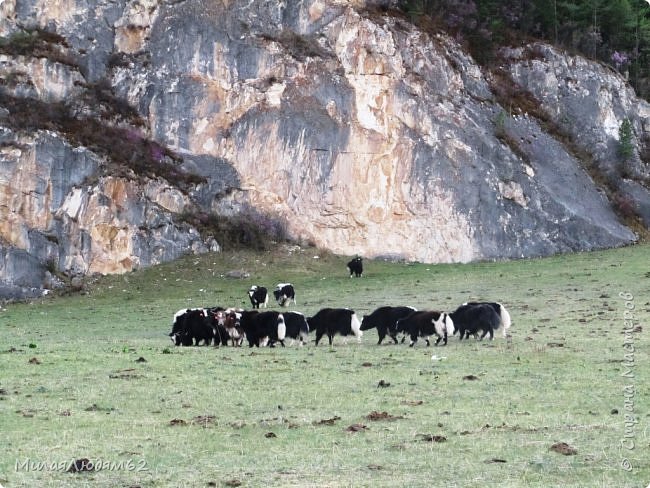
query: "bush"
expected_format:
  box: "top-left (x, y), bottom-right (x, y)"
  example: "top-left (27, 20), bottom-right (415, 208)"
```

top-left (261, 30), bottom-right (332, 61)
top-left (179, 208), bottom-right (289, 251)
top-left (612, 192), bottom-right (637, 220)
top-left (618, 118), bottom-right (634, 162)
top-left (0, 28), bottom-right (76, 67)
top-left (0, 92), bottom-right (202, 190)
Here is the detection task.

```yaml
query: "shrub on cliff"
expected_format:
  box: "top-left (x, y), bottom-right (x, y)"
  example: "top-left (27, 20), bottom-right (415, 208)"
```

top-left (179, 208), bottom-right (289, 251)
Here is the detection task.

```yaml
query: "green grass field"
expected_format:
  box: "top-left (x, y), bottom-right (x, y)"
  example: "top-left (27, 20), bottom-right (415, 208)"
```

top-left (1, 244), bottom-right (648, 487)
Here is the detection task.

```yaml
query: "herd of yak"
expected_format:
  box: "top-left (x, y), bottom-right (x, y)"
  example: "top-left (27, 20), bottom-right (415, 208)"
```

top-left (168, 258), bottom-right (512, 348)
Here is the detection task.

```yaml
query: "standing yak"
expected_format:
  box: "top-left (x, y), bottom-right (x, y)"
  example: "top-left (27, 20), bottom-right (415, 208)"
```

top-left (450, 303), bottom-right (505, 341)
top-left (169, 308), bottom-right (215, 346)
top-left (395, 310), bottom-right (455, 347)
top-left (273, 283), bottom-right (296, 307)
top-left (308, 308), bottom-right (363, 346)
top-left (461, 301), bottom-right (511, 338)
top-left (360, 306), bottom-right (417, 345)
top-left (347, 257), bottom-right (363, 277)
top-left (248, 285), bottom-right (268, 309)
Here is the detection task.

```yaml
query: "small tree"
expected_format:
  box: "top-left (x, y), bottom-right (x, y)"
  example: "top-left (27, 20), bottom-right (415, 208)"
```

top-left (618, 117), bottom-right (634, 162)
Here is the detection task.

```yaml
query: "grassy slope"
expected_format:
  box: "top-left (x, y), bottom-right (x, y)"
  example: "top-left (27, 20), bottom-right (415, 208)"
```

top-left (0, 244), bottom-right (648, 487)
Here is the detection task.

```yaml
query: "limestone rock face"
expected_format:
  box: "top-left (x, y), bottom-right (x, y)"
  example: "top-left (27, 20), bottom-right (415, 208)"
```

top-left (503, 44), bottom-right (650, 224)
top-left (0, 0), bottom-right (646, 298)
top-left (0, 129), bottom-right (218, 295)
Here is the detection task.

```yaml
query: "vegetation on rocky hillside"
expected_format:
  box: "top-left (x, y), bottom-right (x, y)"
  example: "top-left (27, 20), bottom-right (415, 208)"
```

top-left (397, 0), bottom-right (650, 100)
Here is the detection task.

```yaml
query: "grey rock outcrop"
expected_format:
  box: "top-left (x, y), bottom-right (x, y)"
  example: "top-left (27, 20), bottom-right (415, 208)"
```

top-left (0, 0), bottom-right (647, 299)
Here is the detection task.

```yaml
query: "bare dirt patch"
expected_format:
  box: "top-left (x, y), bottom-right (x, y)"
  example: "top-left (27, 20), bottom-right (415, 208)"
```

top-left (401, 400), bottom-right (423, 406)
top-left (366, 411), bottom-right (404, 421)
top-left (109, 368), bottom-right (143, 379)
top-left (550, 442), bottom-right (578, 455)
top-left (418, 434), bottom-right (447, 443)
top-left (191, 415), bottom-right (217, 427)
top-left (313, 416), bottom-right (341, 426)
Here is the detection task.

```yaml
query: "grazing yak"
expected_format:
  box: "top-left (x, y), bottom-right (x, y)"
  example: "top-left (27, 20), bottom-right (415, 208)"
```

top-left (347, 257), bottom-right (363, 277)
top-left (169, 308), bottom-right (215, 346)
top-left (395, 310), bottom-right (455, 347)
top-left (361, 306), bottom-right (417, 345)
top-left (282, 311), bottom-right (310, 346)
top-left (209, 314), bottom-right (232, 346)
top-left (240, 310), bottom-right (287, 347)
top-left (273, 283), bottom-right (296, 307)
top-left (220, 308), bottom-right (245, 346)
top-left (308, 308), bottom-right (362, 346)
top-left (248, 285), bottom-right (268, 309)
top-left (450, 303), bottom-right (502, 341)
top-left (461, 301), bottom-right (511, 338)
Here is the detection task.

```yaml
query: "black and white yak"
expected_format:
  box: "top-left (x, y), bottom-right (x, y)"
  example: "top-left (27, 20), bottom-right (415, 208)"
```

top-left (395, 310), bottom-right (455, 347)
top-left (273, 283), bottom-right (296, 307)
top-left (282, 311), bottom-right (310, 346)
top-left (169, 308), bottom-right (215, 346)
top-left (248, 285), bottom-right (268, 309)
top-left (308, 308), bottom-right (362, 346)
top-left (347, 257), bottom-right (363, 277)
top-left (461, 301), bottom-right (511, 338)
top-left (240, 310), bottom-right (287, 347)
top-left (360, 306), bottom-right (417, 345)
top-left (450, 303), bottom-right (505, 341)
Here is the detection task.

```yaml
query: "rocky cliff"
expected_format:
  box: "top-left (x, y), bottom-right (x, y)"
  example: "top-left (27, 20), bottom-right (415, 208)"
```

top-left (1, 0), bottom-right (648, 298)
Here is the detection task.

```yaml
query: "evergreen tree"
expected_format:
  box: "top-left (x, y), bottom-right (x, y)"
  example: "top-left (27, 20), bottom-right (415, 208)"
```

top-left (618, 118), bottom-right (635, 162)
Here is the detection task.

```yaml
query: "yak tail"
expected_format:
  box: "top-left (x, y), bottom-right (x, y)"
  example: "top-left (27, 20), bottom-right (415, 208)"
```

top-left (498, 303), bottom-right (511, 337)
top-left (277, 314), bottom-right (286, 341)
top-left (350, 312), bottom-right (362, 339)
top-left (444, 314), bottom-right (455, 336)
top-left (299, 331), bottom-right (309, 345)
